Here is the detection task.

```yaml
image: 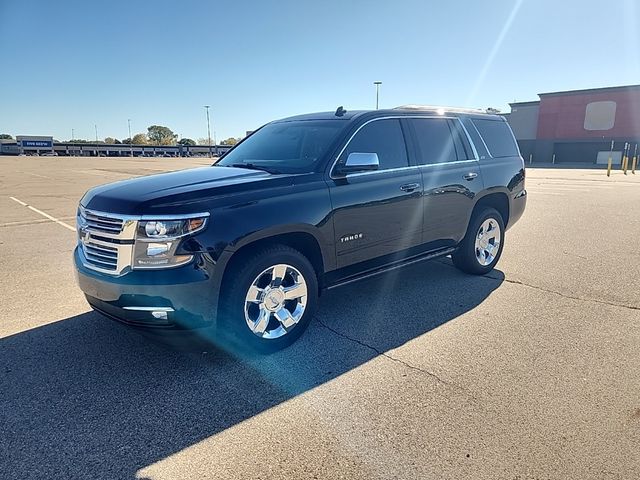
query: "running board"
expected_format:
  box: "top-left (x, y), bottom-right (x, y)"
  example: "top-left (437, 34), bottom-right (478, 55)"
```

top-left (325, 247), bottom-right (456, 291)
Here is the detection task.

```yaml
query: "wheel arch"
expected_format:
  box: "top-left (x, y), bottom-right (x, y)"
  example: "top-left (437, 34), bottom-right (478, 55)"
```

top-left (472, 190), bottom-right (510, 227)
top-left (218, 225), bottom-right (331, 295)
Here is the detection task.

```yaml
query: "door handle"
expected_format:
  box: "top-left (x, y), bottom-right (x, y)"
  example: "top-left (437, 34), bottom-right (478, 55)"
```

top-left (463, 172), bottom-right (478, 181)
top-left (400, 183), bottom-right (421, 192)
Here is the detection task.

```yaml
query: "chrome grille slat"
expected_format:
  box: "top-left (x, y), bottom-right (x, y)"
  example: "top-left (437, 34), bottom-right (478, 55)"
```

top-left (84, 214), bottom-right (123, 223)
top-left (86, 221), bottom-right (122, 230)
top-left (80, 209), bottom-right (124, 235)
top-left (85, 212), bottom-right (122, 222)
top-left (84, 256), bottom-right (117, 268)
top-left (84, 243), bottom-right (117, 253)
top-left (85, 221), bottom-right (122, 233)
top-left (84, 246), bottom-right (117, 261)
top-left (83, 241), bottom-right (118, 270)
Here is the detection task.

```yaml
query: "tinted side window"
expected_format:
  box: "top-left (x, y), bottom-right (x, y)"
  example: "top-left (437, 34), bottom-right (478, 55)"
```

top-left (340, 119), bottom-right (408, 170)
top-left (448, 119), bottom-right (474, 160)
top-left (472, 119), bottom-right (519, 158)
top-left (410, 118), bottom-right (456, 165)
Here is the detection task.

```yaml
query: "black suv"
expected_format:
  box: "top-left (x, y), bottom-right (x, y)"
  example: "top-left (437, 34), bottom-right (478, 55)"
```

top-left (75, 106), bottom-right (526, 351)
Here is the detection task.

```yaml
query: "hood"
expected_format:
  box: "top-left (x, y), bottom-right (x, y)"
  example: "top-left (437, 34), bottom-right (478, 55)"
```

top-left (81, 166), bottom-right (281, 215)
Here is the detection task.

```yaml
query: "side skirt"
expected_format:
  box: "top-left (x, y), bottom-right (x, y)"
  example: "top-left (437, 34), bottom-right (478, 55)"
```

top-left (323, 247), bottom-right (456, 291)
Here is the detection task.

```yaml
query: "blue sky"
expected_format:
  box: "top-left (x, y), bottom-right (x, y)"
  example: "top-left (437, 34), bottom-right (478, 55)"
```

top-left (0, 0), bottom-right (638, 142)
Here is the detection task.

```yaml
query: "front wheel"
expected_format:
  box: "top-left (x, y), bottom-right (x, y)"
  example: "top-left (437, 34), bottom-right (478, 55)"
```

top-left (219, 245), bottom-right (318, 353)
top-left (452, 207), bottom-right (505, 275)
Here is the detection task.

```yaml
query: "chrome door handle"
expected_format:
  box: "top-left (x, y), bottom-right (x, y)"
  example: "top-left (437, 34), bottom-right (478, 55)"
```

top-left (463, 172), bottom-right (478, 181)
top-left (400, 183), bottom-right (421, 192)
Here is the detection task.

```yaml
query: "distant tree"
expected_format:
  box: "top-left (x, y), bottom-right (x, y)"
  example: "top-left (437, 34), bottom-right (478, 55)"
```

top-left (0, 134), bottom-right (13, 140)
top-left (114, 139), bottom-right (122, 144)
top-left (121, 137), bottom-right (132, 144)
top-left (147, 125), bottom-right (177, 146)
top-left (486, 107), bottom-right (501, 114)
top-left (70, 139), bottom-right (91, 143)
top-left (197, 137), bottom-right (211, 145)
top-left (220, 137), bottom-right (240, 146)
top-left (132, 133), bottom-right (148, 144)
top-left (104, 137), bottom-right (120, 144)
top-left (178, 138), bottom-right (196, 146)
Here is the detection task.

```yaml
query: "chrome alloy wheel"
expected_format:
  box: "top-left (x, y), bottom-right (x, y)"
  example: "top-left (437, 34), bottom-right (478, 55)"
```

top-left (474, 218), bottom-right (501, 266)
top-left (244, 264), bottom-right (308, 340)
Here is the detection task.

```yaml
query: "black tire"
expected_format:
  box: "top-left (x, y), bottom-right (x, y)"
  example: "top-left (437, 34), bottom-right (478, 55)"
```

top-left (452, 207), bottom-right (505, 275)
top-left (218, 244), bottom-right (318, 354)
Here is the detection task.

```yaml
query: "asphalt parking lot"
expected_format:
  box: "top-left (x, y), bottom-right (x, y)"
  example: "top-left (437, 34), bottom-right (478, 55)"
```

top-left (1, 155), bottom-right (639, 479)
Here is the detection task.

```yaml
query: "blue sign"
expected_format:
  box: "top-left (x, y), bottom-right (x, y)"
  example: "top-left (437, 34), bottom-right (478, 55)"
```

top-left (22, 140), bottom-right (52, 148)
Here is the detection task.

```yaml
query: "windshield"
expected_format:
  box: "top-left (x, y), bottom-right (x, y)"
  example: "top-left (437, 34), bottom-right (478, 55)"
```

top-left (217, 120), bottom-right (345, 174)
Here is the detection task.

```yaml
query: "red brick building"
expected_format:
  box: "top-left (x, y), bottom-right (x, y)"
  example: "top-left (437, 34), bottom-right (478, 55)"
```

top-left (504, 85), bottom-right (640, 165)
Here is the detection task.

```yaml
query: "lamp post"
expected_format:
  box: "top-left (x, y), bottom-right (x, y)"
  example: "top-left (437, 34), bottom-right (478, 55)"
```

top-left (374, 81), bottom-right (382, 110)
top-left (204, 105), bottom-right (212, 158)
top-left (128, 119), bottom-right (133, 157)
top-left (94, 124), bottom-right (99, 157)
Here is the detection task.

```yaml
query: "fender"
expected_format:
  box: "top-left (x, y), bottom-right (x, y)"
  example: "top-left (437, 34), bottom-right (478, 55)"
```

top-left (227, 223), bottom-right (335, 272)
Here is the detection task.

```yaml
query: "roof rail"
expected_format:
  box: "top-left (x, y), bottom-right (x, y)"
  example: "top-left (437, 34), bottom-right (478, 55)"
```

top-left (393, 105), bottom-right (490, 114)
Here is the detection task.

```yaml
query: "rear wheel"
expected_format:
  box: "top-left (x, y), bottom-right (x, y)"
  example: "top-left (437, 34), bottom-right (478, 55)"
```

top-left (219, 245), bottom-right (318, 353)
top-left (452, 207), bottom-right (505, 275)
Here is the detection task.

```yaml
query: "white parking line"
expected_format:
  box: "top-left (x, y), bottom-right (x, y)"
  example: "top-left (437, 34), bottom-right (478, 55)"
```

top-left (9, 196), bottom-right (76, 232)
top-left (9, 196), bottom-right (28, 206)
top-left (527, 187), bottom-right (590, 193)
top-left (529, 192), bottom-right (567, 196)
top-left (21, 171), bottom-right (53, 179)
top-left (531, 184), bottom-right (613, 189)
top-left (76, 169), bottom-right (111, 176)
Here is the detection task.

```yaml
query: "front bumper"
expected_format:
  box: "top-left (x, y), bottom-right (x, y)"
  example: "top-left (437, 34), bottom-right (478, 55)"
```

top-left (74, 246), bottom-right (215, 330)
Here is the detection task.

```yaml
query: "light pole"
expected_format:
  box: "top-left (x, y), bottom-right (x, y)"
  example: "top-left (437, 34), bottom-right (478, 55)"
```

top-left (128, 119), bottom-right (133, 157)
top-left (71, 128), bottom-right (74, 142)
top-left (204, 105), bottom-right (212, 158)
top-left (94, 124), bottom-right (99, 157)
top-left (374, 81), bottom-right (382, 110)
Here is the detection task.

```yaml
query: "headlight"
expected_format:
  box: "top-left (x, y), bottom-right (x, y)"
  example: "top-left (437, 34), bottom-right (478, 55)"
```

top-left (138, 217), bottom-right (207, 240)
top-left (133, 215), bottom-right (208, 269)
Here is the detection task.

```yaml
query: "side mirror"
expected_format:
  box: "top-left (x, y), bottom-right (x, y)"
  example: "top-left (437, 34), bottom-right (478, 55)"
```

top-left (338, 152), bottom-right (379, 174)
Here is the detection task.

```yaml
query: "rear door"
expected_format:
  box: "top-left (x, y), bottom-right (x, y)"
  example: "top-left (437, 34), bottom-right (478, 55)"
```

top-left (328, 118), bottom-right (423, 268)
top-left (407, 117), bottom-right (484, 249)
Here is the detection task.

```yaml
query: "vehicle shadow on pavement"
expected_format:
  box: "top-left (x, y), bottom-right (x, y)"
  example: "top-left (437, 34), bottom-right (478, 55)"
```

top-left (1, 259), bottom-right (503, 479)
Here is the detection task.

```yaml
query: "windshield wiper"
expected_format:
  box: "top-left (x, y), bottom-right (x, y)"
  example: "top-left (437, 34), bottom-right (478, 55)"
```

top-left (229, 163), bottom-right (282, 174)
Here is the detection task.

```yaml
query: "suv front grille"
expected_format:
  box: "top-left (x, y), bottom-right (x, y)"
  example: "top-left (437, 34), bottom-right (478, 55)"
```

top-left (77, 207), bottom-right (136, 275)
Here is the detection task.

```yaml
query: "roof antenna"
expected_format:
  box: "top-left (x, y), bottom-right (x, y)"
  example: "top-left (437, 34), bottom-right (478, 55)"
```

top-left (335, 106), bottom-right (347, 117)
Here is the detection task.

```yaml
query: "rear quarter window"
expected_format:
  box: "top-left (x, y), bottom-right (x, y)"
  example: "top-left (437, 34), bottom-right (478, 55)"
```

top-left (472, 119), bottom-right (519, 158)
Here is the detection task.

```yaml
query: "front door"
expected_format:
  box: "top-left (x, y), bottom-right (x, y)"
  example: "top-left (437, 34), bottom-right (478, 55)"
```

top-left (328, 118), bottom-right (423, 268)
